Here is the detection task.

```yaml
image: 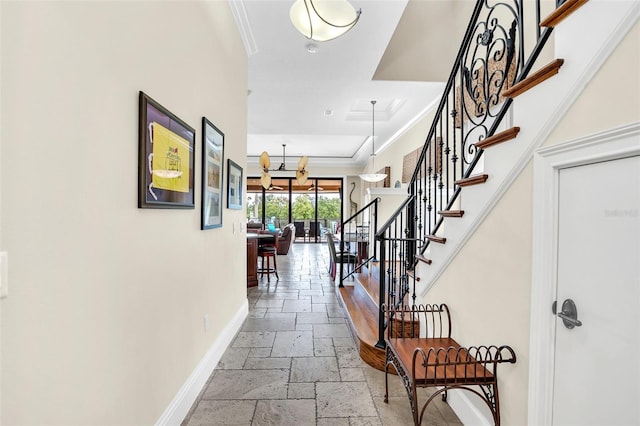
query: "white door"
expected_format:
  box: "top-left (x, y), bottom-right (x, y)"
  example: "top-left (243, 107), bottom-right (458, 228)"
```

top-left (553, 155), bottom-right (640, 425)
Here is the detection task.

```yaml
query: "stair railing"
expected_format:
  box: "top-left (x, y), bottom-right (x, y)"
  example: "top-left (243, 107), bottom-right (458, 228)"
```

top-left (338, 197), bottom-right (380, 286)
top-left (375, 0), bottom-right (556, 348)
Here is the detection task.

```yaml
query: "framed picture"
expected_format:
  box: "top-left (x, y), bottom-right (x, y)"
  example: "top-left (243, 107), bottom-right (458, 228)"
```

top-left (138, 91), bottom-right (195, 209)
top-left (202, 118), bottom-right (224, 229)
top-left (227, 159), bottom-right (243, 210)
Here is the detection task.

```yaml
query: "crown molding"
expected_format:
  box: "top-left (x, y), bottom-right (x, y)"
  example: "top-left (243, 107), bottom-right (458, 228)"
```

top-left (228, 0), bottom-right (258, 56)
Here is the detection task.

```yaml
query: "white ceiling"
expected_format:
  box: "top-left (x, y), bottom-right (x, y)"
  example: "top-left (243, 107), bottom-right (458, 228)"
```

top-left (232, 0), bottom-right (471, 172)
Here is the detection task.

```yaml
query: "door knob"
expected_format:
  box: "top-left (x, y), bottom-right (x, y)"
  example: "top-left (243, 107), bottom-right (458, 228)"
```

top-left (552, 299), bottom-right (583, 329)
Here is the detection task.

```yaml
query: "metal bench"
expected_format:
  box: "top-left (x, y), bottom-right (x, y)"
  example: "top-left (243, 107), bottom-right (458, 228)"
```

top-left (384, 303), bottom-right (516, 425)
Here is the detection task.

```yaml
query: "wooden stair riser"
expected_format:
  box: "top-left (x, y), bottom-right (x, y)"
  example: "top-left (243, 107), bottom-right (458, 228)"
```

top-left (502, 59), bottom-right (565, 99)
top-left (476, 126), bottom-right (520, 150)
top-left (388, 318), bottom-right (421, 339)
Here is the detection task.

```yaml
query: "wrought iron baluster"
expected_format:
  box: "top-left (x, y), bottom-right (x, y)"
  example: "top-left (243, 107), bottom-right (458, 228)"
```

top-left (375, 0), bottom-right (553, 351)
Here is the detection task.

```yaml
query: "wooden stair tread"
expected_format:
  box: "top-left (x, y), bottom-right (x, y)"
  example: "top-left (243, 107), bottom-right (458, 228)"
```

top-left (416, 254), bottom-right (432, 265)
top-left (355, 267), bottom-right (380, 308)
top-left (540, 0), bottom-right (588, 28)
top-left (502, 59), bottom-right (564, 98)
top-left (427, 235), bottom-right (447, 244)
top-left (338, 285), bottom-right (379, 346)
top-left (338, 284), bottom-right (389, 372)
top-left (355, 263), bottom-right (414, 308)
top-left (455, 174), bottom-right (488, 187)
top-left (476, 127), bottom-right (520, 150)
top-left (340, 264), bottom-right (422, 372)
top-left (439, 210), bottom-right (464, 218)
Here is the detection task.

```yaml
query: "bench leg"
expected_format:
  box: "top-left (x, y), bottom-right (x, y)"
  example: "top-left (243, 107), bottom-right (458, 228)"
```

top-left (480, 383), bottom-right (501, 426)
top-left (411, 382), bottom-right (420, 425)
top-left (384, 359), bottom-right (389, 404)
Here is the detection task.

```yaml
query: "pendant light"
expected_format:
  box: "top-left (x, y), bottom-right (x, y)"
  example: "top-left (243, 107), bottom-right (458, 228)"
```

top-left (359, 100), bottom-right (387, 183)
top-left (290, 0), bottom-right (361, 42)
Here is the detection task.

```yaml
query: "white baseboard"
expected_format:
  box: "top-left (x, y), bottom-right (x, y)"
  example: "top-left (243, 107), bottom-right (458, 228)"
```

top-left (447, 389), bottom-right (492, 426)
top-left (155, 299), bottom-right (249, 426)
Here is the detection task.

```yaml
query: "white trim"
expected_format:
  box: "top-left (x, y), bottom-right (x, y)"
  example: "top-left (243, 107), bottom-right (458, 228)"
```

top-left (528, 122), bottom-right (640, 425)
top-left (155, 299), bottom-right (249, 426)
top-left (378, 94), bottom-right (443, 156)
top-left (228, 0), bottom-right (258, 56)
top-left (447, 389), bottom-right (493, 426)
top-left (419, 0), bottom-right (640, 297)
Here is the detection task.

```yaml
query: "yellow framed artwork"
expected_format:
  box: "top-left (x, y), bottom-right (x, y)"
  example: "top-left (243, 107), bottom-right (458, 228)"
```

top-left (138, 91), bottom-right (195, 209)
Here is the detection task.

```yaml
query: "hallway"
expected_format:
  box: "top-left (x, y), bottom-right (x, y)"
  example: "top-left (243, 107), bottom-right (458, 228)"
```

top-left (183, 243), bottom-right (461, 425)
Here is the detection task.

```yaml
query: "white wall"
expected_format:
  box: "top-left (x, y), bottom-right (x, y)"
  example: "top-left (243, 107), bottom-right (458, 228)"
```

top-left (0, 1), bottom-right (248, 424)
top-left (424, 18), bottom-right (640, 425)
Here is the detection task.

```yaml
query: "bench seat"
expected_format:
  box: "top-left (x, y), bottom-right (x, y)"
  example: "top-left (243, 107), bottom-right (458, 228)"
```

top-left (387, 337), bottom-right (495, 385)
top-left (383, 304), bottom-right (515, 426)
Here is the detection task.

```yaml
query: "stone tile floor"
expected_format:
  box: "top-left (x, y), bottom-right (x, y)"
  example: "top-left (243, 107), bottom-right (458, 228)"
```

top-left (183, 243), bottom-right (462, 425)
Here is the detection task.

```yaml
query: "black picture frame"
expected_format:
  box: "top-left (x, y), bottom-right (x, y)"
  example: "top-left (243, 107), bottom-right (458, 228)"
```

top-left (201, 118), bottom-right (224, 229)
top-left (138, 91), bottom-right (195, 209)
top-left (227, 159), bottom-right (243, 210)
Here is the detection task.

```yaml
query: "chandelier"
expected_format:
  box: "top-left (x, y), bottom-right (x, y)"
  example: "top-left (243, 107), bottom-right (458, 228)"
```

top-left (259, 144), bottom-right (309, 189)
top-left (359, 100), bottom-right (387, 183)
top-left (289, 0), bottom-right (361, 42)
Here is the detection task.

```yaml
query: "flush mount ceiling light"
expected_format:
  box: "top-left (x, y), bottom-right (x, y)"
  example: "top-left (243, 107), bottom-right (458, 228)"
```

top-left (290, 0), bottom-right (361, 42)
top-left (259, 144), bottom-right (309, 189)
top-left (359, 100), bottom-right (388, 183)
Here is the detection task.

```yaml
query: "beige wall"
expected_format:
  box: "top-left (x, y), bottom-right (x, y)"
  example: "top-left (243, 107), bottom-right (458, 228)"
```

top-left (368, 108), bottom-right (437, 187)
top-left (545, 20), bottom-right (640, 145)
top-left (424, 19), bottom-right (640, 425)
top-left (0, 1), bottom-right (247, 424)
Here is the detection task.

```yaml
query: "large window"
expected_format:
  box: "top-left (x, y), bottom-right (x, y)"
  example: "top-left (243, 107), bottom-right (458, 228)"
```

top-left (245, 177), bottom-right (343, 242)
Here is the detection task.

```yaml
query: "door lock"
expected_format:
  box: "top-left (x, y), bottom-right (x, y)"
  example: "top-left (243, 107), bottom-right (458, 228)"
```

top-left (552, 299), bottom-right (583, 329)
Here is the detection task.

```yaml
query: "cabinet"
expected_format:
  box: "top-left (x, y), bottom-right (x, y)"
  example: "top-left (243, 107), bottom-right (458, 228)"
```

top-left (246, 236), bottom-right (258, 287)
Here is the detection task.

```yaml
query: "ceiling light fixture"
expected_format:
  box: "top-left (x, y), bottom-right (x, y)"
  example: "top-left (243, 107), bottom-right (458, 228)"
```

top-left (259, 144), bottom-right (309, 189)
top-left (359, 100), bottom-right (388, 183)
top-left (289, 0), bottom-right (361, 42)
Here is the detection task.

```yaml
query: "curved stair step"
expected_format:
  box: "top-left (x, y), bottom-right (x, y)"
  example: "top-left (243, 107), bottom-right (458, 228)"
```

top-left (337, 284), bottom-right (387, 371)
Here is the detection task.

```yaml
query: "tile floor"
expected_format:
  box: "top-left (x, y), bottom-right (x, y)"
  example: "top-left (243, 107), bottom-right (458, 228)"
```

top-left (183, 243), bottom-right (462, 425)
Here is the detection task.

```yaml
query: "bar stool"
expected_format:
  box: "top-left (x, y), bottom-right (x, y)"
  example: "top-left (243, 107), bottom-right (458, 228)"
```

top-left (258, 246), bottom-right (279, 282)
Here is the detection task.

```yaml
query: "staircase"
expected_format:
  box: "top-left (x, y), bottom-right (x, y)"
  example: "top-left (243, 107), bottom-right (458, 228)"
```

top-left (336, 0), bottom-right (602, 372)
